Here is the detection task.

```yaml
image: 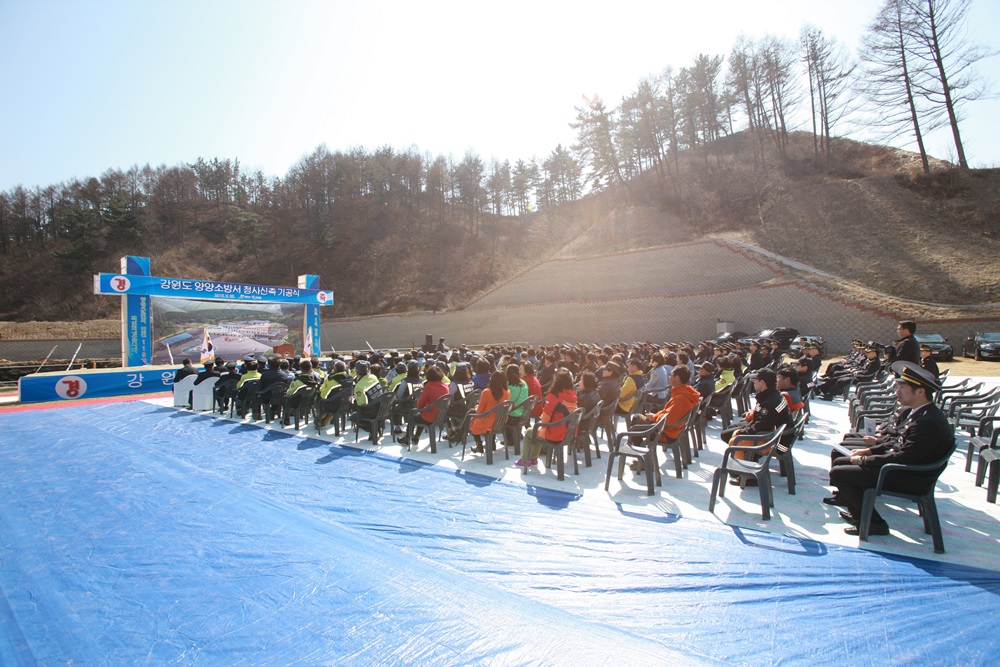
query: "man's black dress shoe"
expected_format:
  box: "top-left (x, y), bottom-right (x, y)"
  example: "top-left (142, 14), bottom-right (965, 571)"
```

top-left (839, 510), bottom-right (860, 525)
top-left (845, 522), bottom-right (890, 536)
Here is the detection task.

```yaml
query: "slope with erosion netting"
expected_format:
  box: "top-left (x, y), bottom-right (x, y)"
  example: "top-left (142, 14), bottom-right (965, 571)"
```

top-left (468, 241), bottom-right (781, 308)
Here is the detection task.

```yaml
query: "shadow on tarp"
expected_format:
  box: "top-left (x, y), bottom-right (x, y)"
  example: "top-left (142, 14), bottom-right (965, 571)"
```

top-left (527, 482), bottom-right (579, 510)
top-left (615, 502), bottom-right (681, 525)
top-left (315, 445), bottom-right (369, 465)
top-left (296, 437), bottom-right (325, 451)
top-left (731, 525), bottom-right (828, 556)
top-left (262, 429), bottom-right (296, 442)
top-left (455, 468), bottom-right (497, 489)
top-left (879, 550), bottom-right (1000, 596)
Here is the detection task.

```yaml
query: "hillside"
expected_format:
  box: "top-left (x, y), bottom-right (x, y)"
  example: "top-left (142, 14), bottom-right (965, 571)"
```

top-left (0, 131), bottom-right (998, 327)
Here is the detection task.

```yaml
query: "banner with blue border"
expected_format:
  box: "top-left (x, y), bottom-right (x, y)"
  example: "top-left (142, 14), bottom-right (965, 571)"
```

top-left (94, 274), bottom-right (334, 306)
top-left (19, 367), bottom-right (180, 404)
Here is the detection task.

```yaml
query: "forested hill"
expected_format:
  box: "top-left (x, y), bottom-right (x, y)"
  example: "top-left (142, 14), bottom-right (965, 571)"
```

top-left (0, 129), bottom-right (998, 323)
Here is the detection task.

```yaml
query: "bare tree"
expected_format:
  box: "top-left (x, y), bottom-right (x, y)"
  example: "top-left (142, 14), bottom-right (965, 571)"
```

top-left (758, 35), bottom-right (800, 159)
top-left (859, 0), bottom-right (946, 173)
top-left (801, 25), bottom-right (857, 161)
top-left (902, 0), bottom-right (994, 168)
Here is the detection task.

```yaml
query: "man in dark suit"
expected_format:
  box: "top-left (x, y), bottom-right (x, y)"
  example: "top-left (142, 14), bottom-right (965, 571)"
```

top-left (829, 361), bottom-right (954, 536)
top-left (173, 358), bottom-right (197, 383)
top-left (894, 320), bottom-right (920, 365)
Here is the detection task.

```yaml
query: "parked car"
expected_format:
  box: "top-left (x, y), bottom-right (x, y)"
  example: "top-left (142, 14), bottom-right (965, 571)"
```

top-left (963, 332), bottom-right (1000, 361)
top-left (738, 327), bottom-right (800, 350)
top-left (789, 335), bottom-right (827, 357)
top-left (708, 331), bottom-right (749, 345)
top-left (914, 333), bottom-right (953, 361)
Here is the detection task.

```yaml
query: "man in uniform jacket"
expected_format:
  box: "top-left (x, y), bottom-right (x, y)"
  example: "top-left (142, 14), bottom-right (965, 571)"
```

top-left (829, 361), bottom-right (954, 536)
top-left (919, 345), bottom-right (941, 379)
top-left (193, 360), bottom-right (221, 386)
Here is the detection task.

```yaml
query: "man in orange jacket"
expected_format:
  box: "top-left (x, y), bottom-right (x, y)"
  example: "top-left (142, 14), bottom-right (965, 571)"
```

top-left (629, 365), bottom-right (701, 472)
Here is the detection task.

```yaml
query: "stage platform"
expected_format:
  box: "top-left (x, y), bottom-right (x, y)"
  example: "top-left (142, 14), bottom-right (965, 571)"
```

top-left (1, 384), bottom-right (999, 665)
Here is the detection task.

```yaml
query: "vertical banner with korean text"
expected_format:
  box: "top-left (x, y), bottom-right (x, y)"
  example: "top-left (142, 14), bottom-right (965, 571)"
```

top-left (299, 274), bottom-right (322, 357)
top-left (121, 256), bottom-right (152, 367)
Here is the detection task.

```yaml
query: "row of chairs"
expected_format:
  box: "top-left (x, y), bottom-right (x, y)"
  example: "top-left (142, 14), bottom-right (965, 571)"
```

top-left (834, 370), bottom-right (983, 554)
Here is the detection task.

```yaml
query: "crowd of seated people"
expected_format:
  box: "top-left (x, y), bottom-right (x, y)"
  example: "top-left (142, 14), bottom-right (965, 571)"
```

top-left (168, 324), bottom-right (955, 514)
top-left (163, 319), bottom-right (965, 557)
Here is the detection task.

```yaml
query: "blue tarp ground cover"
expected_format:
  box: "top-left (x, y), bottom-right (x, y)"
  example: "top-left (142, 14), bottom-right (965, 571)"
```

top-left (1, 401), bottom-right (998, 665)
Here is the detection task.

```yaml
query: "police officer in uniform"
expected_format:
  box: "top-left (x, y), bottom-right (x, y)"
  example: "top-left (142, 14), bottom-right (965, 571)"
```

top-left (828, 361), bottom-right (954, 536)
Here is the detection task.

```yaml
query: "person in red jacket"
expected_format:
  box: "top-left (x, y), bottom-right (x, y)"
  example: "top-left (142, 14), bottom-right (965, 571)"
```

top-left (522, 361), bottom-right (544, 418)
top-left (628, 365), bottom-right (701, 472)
top-left (516, 370), bottom-right (578, 468)
top-left (400, 365), bottom-right (449, 446)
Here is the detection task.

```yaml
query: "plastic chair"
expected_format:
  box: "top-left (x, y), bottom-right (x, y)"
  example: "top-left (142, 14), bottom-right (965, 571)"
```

top-left (405, 394), bottom-right (453, 453)
top-left (446, 388), bottom-right (480, 440)
top-left (658, 413), bottom-right (694, 480)
top-left (390, 386), bottom-right (422, 441)
top-left (283, 386), bottom-right (317, 430)
top-left (460, 400), bottom-right (513, 464)
top-left (522, 408), bottom-right (583, 481)
top-left (708, 426), bottom-right (787, 520)
top-left (261, 382), bottom-right (288, 424)
top-left (191, 377), bottom-right (219, 411)
top-left (214, 379), bottom-right (238, 413)
top-left (774, 412), bottom-right (807, 495)
top-left (622, 388), bottom-right (647, 430)
top-left (978, 446), bottom-right (1000, 503)
top-left (331, 393), bottom-right (355, 436)
top-left (712, 384), bottom-right (735, 429)
top-left (604, 415), bottom-right (668, 496)
top-left (966, 415), bottom-right (1000, 473)
top-left (354, 394), bottom-right (396, 444)
top-left (973, 418), bottom-right (1000, 502)
top-left (172, 375), bottom-right (196, 407)
top-left (691, 395), bottom-right (713, 457)
top-left (573, 400), bottom-right (604, 469)
top-left (858, 443), bottom-right (956, 554)
top-left (231, 379), bottom-right (259, 419)
top-left (596, 401), bottom-right (618, 454)
top-left (505, 396), bottom-right (539, 457)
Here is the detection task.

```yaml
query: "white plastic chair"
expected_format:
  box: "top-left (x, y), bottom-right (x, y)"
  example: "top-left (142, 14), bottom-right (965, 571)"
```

top-left (191, 377), bottom-right (219, 411)
top-left (173, 375), bottom-right (196, 407)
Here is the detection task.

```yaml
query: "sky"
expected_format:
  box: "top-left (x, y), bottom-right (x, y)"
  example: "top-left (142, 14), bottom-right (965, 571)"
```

top-left (1, 0), bottom-right (998, 192)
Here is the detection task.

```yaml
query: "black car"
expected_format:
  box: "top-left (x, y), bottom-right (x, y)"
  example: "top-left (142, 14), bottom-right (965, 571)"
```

top-left (914, 333), bottom-right (953, 361)
top-left (963, 332), bottom-right (1000, 361)
top-left (738, 327), bottom-right (800, 350)
top-left (789, 335), bottom-right (827, 357)
top-left (708, 331), bottom-right (749, 345)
